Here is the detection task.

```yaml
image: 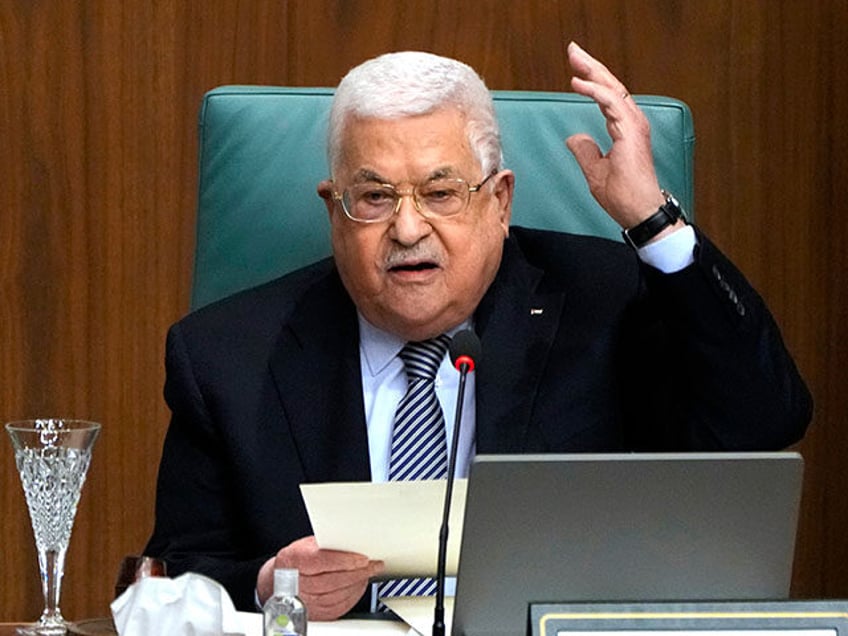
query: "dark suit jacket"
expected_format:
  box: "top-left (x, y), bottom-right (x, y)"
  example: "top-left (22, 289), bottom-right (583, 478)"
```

top-left (145, 226), bottom-right (811, 611)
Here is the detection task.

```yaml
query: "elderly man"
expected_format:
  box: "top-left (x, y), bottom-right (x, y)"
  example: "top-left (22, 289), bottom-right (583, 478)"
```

top-left (145, 43), bottom-right (811, 620)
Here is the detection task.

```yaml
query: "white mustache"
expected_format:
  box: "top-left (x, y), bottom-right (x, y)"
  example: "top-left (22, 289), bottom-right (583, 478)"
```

top-left (383, 244), bottom-right (444, 270)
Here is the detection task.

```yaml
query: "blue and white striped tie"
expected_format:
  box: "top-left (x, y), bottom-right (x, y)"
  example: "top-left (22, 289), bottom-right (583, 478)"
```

top-left (379, 335), bottom-right (450, 600)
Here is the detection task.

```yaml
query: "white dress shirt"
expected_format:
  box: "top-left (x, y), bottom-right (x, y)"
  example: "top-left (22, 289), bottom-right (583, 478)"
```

top-left (358, 316), bottom-right (477, 483)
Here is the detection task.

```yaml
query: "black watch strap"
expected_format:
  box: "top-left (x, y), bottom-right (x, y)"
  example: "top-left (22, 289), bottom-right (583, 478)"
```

top-left (622, 191), bottom-right (685, 249)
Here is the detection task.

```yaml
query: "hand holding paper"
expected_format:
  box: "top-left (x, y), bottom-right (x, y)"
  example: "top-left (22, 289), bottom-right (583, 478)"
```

top-left (300, 479), bottom-right (467, 578)
top-left (258, 534), bottom-right (385, 620)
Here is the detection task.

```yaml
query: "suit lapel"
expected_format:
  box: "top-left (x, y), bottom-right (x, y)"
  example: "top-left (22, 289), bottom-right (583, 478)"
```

top-left (265, 235), bottom-right (566, 472)
top-left (268, 269), bottom-right (372, 483)
top-left (473, 236), bottom-right (566, 453)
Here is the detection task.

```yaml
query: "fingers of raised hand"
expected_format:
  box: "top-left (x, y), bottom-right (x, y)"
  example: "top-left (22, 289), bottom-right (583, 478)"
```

top-left (567, 42), bottom-right (629, 102)
top-left (567, 41), bottom-right (646, 134)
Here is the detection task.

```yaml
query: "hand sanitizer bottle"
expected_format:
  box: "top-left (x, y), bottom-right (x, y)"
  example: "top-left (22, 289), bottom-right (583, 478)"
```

top-left (263, 568), bottom-right (307, 635)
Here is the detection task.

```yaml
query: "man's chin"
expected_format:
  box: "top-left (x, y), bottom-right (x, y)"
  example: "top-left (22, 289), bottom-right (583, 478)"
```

top-left (371, 307), bottom-right (462, 342)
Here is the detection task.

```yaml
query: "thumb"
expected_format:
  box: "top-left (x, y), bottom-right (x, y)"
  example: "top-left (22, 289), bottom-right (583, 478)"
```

top-left (565, 133), bottom-right (603, 180)
top-left (369, 560), bottom-right (385, 578)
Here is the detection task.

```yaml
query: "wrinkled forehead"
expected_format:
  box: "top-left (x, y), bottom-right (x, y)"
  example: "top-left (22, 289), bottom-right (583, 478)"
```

top-left (333, 109), bottom-right (480, 181)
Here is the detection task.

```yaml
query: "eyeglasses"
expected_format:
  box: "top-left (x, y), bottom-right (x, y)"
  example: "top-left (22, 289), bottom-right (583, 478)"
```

top-left (332, 171), bottom-right (497, 223)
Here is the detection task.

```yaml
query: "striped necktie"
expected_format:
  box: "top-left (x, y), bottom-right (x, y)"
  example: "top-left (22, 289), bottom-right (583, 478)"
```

top-left (379, 335), bottom-right (450, 600)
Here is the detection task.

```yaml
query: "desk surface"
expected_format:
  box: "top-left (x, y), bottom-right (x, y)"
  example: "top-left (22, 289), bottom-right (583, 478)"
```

top-left (0, 622), bottom-right (117, 636)
top-left (0, 618), bottom-right (412, 635)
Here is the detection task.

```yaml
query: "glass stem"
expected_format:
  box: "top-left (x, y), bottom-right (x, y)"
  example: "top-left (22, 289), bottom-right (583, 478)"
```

top-left (38, 547), bottom-right (67, 626)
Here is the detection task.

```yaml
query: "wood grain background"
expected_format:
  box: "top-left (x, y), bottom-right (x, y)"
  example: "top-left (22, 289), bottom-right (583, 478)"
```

top-left (1, 0), bottom-right (846, 622)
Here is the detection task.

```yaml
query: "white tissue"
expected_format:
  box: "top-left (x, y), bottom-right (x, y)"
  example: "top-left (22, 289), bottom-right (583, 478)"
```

top-left (110, 572), bottom-right (249, 636)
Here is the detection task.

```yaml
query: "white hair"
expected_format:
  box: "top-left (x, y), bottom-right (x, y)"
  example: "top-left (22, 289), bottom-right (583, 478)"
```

top-left (327, 51), bottom-right (503, 176)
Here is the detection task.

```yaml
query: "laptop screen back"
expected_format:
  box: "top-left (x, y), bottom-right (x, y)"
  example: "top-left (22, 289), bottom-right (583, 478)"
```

top-left (452, 452), bottom-right (804, 636)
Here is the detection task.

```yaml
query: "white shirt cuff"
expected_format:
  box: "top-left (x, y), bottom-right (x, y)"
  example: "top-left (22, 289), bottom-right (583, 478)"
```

top-left (636, 225), bottom-right (697, 273)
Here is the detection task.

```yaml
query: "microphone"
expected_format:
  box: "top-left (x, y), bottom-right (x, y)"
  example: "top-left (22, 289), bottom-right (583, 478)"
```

top-left (433, 329), bottom-right (481, 636)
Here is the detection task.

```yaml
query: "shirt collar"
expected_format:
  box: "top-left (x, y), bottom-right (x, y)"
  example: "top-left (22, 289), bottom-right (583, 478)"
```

top-left (357, 313), bottom-right (473, 378)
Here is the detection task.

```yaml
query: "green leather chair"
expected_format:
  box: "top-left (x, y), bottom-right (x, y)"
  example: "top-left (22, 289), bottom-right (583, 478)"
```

top-left (191, 86), bottom-right (694, 310)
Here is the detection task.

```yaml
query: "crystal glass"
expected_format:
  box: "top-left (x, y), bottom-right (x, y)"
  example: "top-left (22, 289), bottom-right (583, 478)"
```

top-left (6, 419), bottom-right (101, 635)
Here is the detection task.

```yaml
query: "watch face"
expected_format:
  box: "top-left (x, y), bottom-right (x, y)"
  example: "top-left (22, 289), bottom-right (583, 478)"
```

top-left (662, 190), bottom-right (684, 218)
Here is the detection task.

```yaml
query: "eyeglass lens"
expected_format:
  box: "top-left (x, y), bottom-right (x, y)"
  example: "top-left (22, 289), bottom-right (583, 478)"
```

top-left (343, 179), bottom-right (471, 221)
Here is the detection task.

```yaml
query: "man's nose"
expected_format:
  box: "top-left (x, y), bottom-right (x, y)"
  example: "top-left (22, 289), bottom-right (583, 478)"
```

top-left (389, 193), bottom-right (432, 245)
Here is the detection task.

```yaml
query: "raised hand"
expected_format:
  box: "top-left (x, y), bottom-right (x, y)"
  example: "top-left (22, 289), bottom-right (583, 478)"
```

top-left (565, 42), bottom-right (670, 231)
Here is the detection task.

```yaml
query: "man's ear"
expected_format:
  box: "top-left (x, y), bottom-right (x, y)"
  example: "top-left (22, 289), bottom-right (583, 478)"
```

top-left (317, 180), bottom-right (336, 221)
top-left (493, 170), bottom-right (515, 236)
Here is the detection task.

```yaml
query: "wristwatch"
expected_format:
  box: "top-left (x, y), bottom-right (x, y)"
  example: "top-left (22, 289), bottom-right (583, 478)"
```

top-left (622, 190), bottom-right (686, 249)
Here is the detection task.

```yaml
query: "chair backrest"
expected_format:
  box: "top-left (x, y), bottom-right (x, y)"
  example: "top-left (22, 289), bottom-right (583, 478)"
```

top-left (192, 86), bottom-right (694, 310)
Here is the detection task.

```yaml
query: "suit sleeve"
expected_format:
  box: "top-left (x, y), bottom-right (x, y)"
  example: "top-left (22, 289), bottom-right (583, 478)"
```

top-left (144, 323), bottom-right (267, 611)
top-left (626, 229), bottom-right (813, 450)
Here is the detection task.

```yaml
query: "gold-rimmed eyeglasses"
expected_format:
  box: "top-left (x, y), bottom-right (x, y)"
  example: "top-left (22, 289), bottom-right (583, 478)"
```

top-left (332, 171), bottom-right (497, 223)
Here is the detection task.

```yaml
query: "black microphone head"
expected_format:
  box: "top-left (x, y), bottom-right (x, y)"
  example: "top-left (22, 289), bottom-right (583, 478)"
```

top-left (449, 329), bottom-right (481, 370)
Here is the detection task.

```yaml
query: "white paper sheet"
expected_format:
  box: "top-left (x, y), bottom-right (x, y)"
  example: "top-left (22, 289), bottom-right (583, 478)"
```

top-left (381, 596), bottom-right (454, 636)
top-left (243, 612), bottom-right (412, 635)
top-left (308, 618), bottom-right (413, 635)
top-left (237, 611), bottom-right (262, 635)
top-left (300, 479), bottom-right (467, 577)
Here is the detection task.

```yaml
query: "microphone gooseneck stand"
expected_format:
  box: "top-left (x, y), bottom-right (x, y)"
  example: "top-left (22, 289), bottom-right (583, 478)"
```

top-left (433, 330), bottom-right (480, 636)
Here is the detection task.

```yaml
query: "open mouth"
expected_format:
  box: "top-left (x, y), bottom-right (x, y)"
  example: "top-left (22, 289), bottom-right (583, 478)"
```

top-left (390, 261), bottom-right (438, 272)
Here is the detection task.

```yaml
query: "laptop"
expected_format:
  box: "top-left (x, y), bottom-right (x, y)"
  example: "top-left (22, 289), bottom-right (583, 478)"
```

top-left (451, 452), bottom-right (804, 636)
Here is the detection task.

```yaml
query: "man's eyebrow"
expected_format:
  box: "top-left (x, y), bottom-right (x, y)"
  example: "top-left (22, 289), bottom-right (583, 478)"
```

top-left (350, 165), bottom-right (461, 185)
top-left (426, 166), bottom-right (458, 180)
top-left (351, 169), bottom-right (388, 184)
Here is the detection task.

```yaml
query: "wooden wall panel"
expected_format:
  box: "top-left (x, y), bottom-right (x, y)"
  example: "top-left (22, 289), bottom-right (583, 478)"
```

top-left (1, 0), bottom-right (845, 622)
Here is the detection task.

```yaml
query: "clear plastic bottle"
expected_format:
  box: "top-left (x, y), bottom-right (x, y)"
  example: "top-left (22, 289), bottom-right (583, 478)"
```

top-left (263, 568), bottom-right (307, 636)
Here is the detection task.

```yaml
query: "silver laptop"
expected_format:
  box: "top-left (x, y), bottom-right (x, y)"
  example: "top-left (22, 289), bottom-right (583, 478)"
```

top-left (451, 452), bottom-right (804, 636)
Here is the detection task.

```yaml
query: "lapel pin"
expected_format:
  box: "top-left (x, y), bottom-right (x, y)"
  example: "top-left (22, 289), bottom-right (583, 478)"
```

top-left (530, 308), bottom-right (544, 316)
